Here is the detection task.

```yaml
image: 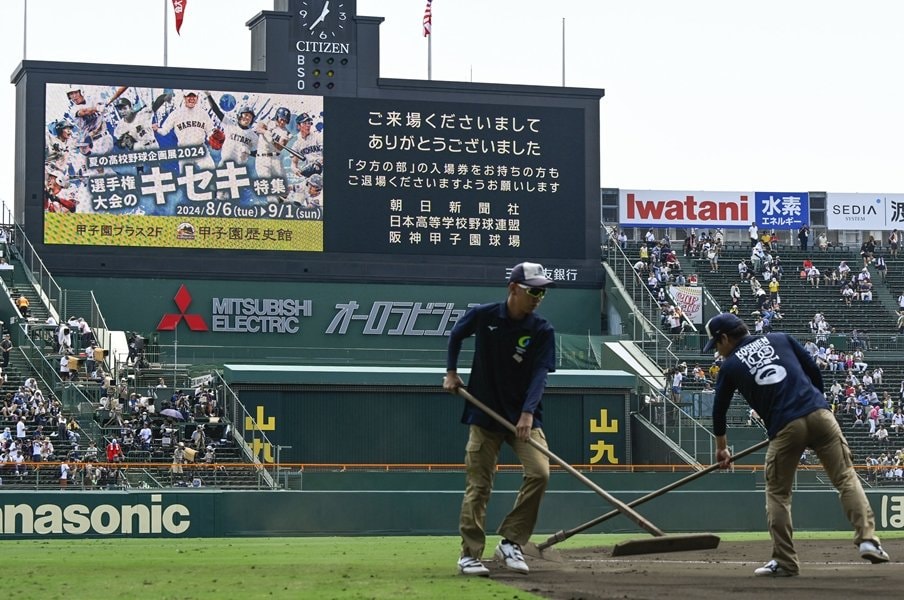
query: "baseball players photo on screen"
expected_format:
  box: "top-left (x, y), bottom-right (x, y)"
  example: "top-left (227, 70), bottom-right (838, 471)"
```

top-left (152, 90), bottom-right (216, 172)
top-left (253, 106), bottom-right (292, 202)
top-left (443, 262), bottom-right (557, 577)
top-left (113, 97), bottom-right (160, 152)
top-left (705, 312), bottom-right (890, 577)
top-left (291, 112), bottom-right (323, 180)
top-left (66, 86), bottom-right (127, 158)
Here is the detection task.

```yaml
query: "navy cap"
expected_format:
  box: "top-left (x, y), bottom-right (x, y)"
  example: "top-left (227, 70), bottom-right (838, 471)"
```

top-left (509, 262), bottom-right (555, 288)
top-left (702, 313), bottom-right (744, 353)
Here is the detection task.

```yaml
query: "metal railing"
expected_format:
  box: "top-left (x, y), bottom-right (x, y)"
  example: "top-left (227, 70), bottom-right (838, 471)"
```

top-left (218, 372), bottom-right (277, 489)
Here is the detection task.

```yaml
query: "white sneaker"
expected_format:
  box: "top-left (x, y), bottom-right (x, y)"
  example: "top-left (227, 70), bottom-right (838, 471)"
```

top-left (753, 559), bottom-right (797, 577)
top-left (457, 556), bottom-right (489, 577)
top-left (859, 540), bottom-right (890, 564)
top-left (494, 540), bottom-right (529, 574)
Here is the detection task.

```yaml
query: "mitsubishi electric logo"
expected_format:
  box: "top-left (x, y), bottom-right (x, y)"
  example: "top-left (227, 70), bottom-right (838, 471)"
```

top-left (157, 284), bottom-right (210, 332)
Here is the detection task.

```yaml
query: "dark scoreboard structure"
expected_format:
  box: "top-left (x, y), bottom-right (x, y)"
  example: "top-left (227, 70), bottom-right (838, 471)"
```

top-left (13, 0), bottom-right (604, 288)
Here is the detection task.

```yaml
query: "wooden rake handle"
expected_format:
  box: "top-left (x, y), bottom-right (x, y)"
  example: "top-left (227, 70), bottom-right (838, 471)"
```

top-left (537, 437), bottom-right (770, 550)
top-left (456, 387), bottom-right (666, 537)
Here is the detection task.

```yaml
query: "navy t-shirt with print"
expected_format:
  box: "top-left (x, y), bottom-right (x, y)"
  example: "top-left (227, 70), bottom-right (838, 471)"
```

top-left (447, 301), bottom-right (556, 432)
top-left (712, 333), bottom-right (828, 439)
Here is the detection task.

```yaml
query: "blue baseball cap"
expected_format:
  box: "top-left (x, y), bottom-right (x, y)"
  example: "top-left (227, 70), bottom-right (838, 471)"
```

top-left (703, 313), bottom-right (745, 353)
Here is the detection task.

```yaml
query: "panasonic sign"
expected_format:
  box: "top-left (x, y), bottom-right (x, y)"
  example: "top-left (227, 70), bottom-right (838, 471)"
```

top-left (0, 494), bottom-right (190, 535)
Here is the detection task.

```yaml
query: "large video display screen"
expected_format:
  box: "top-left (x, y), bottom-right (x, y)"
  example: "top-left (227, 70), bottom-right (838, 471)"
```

top-left (44, 84), bottom-right (325, 251)
top-left (43, 84), bottom-right (586, 259)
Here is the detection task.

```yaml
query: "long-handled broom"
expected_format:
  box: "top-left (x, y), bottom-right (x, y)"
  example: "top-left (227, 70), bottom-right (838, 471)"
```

top-left (458, 388), bottom-right (722, 557)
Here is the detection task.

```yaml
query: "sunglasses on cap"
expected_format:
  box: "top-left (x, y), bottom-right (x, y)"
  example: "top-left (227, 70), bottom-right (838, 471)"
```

top-left (517, 283), bottom-right (547, 298)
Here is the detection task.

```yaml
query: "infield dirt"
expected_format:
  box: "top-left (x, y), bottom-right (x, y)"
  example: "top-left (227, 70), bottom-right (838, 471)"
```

top-left (491, 538), bottom-right (902, 599)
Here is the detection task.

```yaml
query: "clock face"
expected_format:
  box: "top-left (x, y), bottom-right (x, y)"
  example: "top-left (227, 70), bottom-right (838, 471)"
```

top-left (299, 0), bottom-right (349, 40)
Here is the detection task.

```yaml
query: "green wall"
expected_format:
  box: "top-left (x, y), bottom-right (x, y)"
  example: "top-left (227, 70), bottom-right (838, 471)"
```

top-left (58, 277), bottom-right (602, 367)
top-left (1, 476), bottom-right (901, 539)
top-left (224, 367), bottom-right (632, 465)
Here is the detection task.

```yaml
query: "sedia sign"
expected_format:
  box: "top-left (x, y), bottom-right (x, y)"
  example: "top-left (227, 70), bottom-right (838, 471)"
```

top-left (0, 494), bottom-right (190, 536)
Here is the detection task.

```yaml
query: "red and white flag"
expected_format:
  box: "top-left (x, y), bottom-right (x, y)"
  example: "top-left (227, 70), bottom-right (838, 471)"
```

top-left (423, 0), bottom-right (432, 37)
top-left (172, 0), bottom-right (187, 35)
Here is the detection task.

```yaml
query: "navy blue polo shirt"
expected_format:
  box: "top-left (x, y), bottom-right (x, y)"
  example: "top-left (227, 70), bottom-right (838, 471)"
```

top-left (712, 333), bottom-right (828, 439)
top-left (447, 301), bottom-right (556, 432)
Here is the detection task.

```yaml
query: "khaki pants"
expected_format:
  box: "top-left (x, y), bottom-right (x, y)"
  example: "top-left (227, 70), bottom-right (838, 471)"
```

top-left (459, 424), bottom-right (550, 559)
top-left (765, 409), bottom-right (878, 573)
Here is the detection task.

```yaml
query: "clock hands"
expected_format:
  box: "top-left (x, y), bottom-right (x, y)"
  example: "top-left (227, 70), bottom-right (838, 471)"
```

top-left (309, 1), bottom-right (330, 31)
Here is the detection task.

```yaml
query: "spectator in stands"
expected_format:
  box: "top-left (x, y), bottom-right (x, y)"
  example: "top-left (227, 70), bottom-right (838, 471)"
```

top-left (852, 349), bottom-right (868, 373)
top-left (40, 437), bottom-right (55, 461)
top-left (31, 437), bottom-right (42, 463)
top-left (191, 425), bottom-right (207, 450)
top-left (803, 339), bottom-right (819, 358)
top-left (138, 422), bottom-right (152, 451)
top-left (748, 222), bottom-right (758, 248)
top-left (867, 404), bottom-right (882, 436)
top-left (692, 364), bottom-right (707, 383)
top-left (841, 284), bottom-right (855, 306)
top-left (768, 276), bottom-right (780, 301)
top-left (669, 366), bottom-right (683, 403)
top-left (861, 235), bottom-right (877, 266)
top-left (77, 318), bottom-right (93, 347)
top-left (751, 243), bottom-right (765, 272)
top-left (15, 415), bottom-right (26, 441)
top-left (817, 231), bottom-right (828, 252)
top-left (15, 294), bottom-right (29, 318)
top-left (84, 441), bottom-right (98, 462)
top-left (891, 410), bottom-right (904, 434)
top-left (881, 392), bottom-right (894, 420)
top-left (0, 334), bottom-right (12, 370)
top-left (639, 243), bottom-right (649, 263)
top-left (873, 367), bottom-right (884, 386)
top-left (862, 370), bottom-right (874, 391)
top-left (807, 264), bottom-right (821, 287)
top-left (105, 437), bottom-right (123, 462)
top-left (617, 230), bottom-right (627, 250)
top-left (683, 233), bottom-right (695, 257)
top-left (875, 255), bottom-right (887, 283)
top-left (171, 441), bottom-right (186, 481)
top-left (738, 259), bottom-right (750, 281)
top-left (838, 260), bottom-right (851, 282)
top-left (798, 224), bottom-right (810, 251)
top-left (814, 345), bottom-right (829, 370)
top-left (58, 354), bottom-right (70, 380)
top-left (730, 282), bottom-right (741, 306)
top-left (852, 404), bottom-right (866, 427)
top-left (859, 278), bottom-right (873, 303)
top-left (57, 325), bottom-right (72, 354)
top-left (874, 425), bottom-right (890, 448)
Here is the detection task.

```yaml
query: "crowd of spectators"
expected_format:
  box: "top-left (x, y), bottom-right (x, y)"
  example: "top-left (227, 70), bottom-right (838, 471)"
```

top-left (0, 375), bottom-right (85, 484)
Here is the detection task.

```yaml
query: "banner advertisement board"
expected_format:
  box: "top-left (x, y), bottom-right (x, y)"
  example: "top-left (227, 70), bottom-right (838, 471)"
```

top-left (620, 190), bottom-right (809, 230)
top-left (669, 285), bottom-right (702, 324)
top-left (826, 193), bottom-right (904, 231)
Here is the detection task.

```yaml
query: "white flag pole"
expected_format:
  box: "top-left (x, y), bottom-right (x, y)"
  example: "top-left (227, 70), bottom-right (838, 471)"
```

top-left (562, 17), bottom-right (566, 86)
top-left (163, 0), bottom-right (169, 67)
top-left (23, 0), bottom-right (27, 60)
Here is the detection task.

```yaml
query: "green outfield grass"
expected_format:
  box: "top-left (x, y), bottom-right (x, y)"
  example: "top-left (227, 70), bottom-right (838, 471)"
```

top-left (7, 531), bottom-right (904, 599)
